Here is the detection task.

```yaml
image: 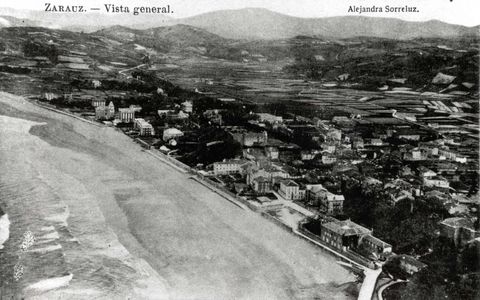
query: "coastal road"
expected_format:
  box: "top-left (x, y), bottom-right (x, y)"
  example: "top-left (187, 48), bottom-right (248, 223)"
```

top-left (358, 268), bottom-right (382, 300)
top-left (0, 92), bottom-right (355, 299)
top-left (377, 279), bottom-right (407, 300)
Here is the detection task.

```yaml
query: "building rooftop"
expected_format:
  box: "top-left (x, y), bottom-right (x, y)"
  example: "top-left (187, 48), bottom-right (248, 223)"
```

top-left (163, 128), bottom-right (183, 135)
top-left (215, 159), bottom-right (249, 165)
top-left (397, 255), bottom-right (428, 269)
top-left (281, 180), bottom-right (299, 187)
top-left (119, 107), bottom-right (135, 113)
top-left (323, 219), bottom-right (371, 236)
top-left (361, 234), bottom-right (392, 248)
top-left (441, 217), bottom-right (475, 229)
top-left (307, 184), bottom-right (326, 193)
top-left (253, 176), bottom-right (270, 183)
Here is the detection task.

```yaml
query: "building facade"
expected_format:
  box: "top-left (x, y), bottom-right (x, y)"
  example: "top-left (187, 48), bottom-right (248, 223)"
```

top-left (252, 176), bottom-right (272, 194)
top-left (92, 98), bottom-right (106, 108)
top-left (257, 113), bottom-right (283, 124)
top-left (95, 101), bottom-right (115, 120)
top-left (265, 147), bottom-right (279, 160)
top-left (322, 154), bottom-right (337, 165)
top-left (424, 176), bottom-right (450, 189)
top-left (134, 118), bottom-right (155, 136)
top-left (213, 159), bottom-right (250, 175)
top-left (440, 217), bottom-right (480, 246)
top-left (119, 108), bottom-right (135, 123)
top-left (182, 101), bottom-right (193, 113)
top-left (279, 180), bottom-right (300, 200)
top-left (306, 185), bottom-right (344, 214)
top-left (232, 131), bottom-right (268, 147)
top-left (320, 219), bottom-right (372, 251)
top-left (359, 235), bottom-right (392, 256)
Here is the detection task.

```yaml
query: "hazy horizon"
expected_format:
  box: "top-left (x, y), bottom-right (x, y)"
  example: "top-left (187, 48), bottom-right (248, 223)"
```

top-left (1, 0), bottom-right (479, 27)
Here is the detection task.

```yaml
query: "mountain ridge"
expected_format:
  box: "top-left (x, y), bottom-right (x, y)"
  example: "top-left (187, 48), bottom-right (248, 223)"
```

top-left (172, 8), bottom-right (479, 40)
top-left (0, 7), bottom-right (478, 40)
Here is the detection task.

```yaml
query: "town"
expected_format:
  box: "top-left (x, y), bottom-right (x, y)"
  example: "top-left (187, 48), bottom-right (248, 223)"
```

top-left (0, 22), bottom-right (478, 299)
top-left (37, 65), bottom-right (479, 299)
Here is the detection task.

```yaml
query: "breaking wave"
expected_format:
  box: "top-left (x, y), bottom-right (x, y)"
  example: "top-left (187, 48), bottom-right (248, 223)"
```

top-left (0, 213), bottom-right (10, 249)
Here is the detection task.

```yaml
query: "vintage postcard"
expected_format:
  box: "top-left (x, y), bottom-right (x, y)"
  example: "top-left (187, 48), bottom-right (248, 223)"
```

top-left (0, 0), bottom-right (478, 299)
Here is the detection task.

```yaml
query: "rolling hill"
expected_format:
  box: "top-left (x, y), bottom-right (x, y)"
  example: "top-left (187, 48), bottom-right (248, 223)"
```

top-left (1, 7), bottom-right (478, 41)
top-left (173, 8), bottom-right (479, 40)
top-left (0, 13), bottom-right (477, 95)
top-left (143, 24), bottom-right (227, 47)
top-left (94, 24), bottom-right (229, 55)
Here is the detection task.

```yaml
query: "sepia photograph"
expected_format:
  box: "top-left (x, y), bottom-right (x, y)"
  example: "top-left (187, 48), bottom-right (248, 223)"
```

top-left (0, 0), bottom-right (478, 299)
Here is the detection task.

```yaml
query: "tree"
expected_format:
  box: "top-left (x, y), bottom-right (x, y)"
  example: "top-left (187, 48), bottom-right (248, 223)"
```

top-left (397, 235), bottom-right (480, 300)
top-left (23, 40), bottom-right (59, 63)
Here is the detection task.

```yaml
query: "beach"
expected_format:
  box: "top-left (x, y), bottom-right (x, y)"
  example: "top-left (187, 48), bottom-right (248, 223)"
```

top-left (0, 92), bottom-right (355, 299)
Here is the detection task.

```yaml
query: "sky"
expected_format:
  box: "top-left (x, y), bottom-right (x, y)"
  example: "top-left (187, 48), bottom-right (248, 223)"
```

top-left (1, 0), bottom-right (479, 26)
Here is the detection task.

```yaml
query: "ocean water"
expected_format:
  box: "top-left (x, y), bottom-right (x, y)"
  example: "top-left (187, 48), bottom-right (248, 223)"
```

top-left (0, 115), bottom-right (139, 299)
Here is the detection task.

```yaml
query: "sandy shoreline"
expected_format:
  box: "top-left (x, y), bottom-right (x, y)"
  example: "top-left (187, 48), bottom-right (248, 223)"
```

top-left (0, 92), bottom-right (356, 299)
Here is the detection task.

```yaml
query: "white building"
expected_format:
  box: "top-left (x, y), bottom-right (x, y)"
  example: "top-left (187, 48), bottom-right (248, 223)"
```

top-left (43, 92), bottom-right (61, 101)
top-left (279, 180), bottom-right (301, 200)
top-left (439, 149), bottom-right (457, 160)
top-left (213, 159), bottom-right (251, 175)
top-left (265, 147), bottom-right (279, 160)
top-left (322, 153), bottom-right (337, 165)
top-left (247, 166), bottom-right (290, 186)
top-left (118, 108), bottom-right (135, 123)
top-left (424, 176), bottom-right (450, 189)
top-left (95, 101), bottom-right (115, 120)
top-left (92, 79), bottom-right (102, 88)
top-left (369, 138), bottom-right (383, 146)
top-left (306, 184), bottom-right (344, 214)
top-left (92, 98), bottom-right (106, 108)
top-left (411, 149), bottom-right (423, 161)
top-left (257, 113), bottom-right (283, 124)
top-left (182, 101), bottom-right (193, 113)
top-left (321, 143), bottom-right (336, 153)
top-left (157, 87), bottom-right (167, 96)
top-left (231, 131), bottom-right (268, 147)
top-left (418, 167), bottom-right (437, 178)
top-left (129, 105), bottom-right (142, 113)
top-left (134, 118), bottom-right (155, 136)
top-left (301, 150), bottom-right (316, 161)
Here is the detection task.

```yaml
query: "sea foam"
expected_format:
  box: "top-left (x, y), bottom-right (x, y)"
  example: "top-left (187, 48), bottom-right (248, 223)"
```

top-left (0, 213), bottom-right (10, 249)
top-left (28, 244), bottom-right (62, 253)
top-left (25, 273), bottom-right (73, 292)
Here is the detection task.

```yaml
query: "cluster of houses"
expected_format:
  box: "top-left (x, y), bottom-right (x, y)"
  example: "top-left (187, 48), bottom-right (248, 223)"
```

top-left (211, 152), bottom-right (398, 264)
top-left (87, 91), bottom-right (477, 270)
top-left (89, 97), bottom-right (194, 142)
top-left (92, 98), bottom-right (156, 136)
top-left (36, 67), bottom-right (477, 275)
top-left (205, 107), bottom-right (479, 269)
top-left (76, 79), bottom-right (478, 273)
